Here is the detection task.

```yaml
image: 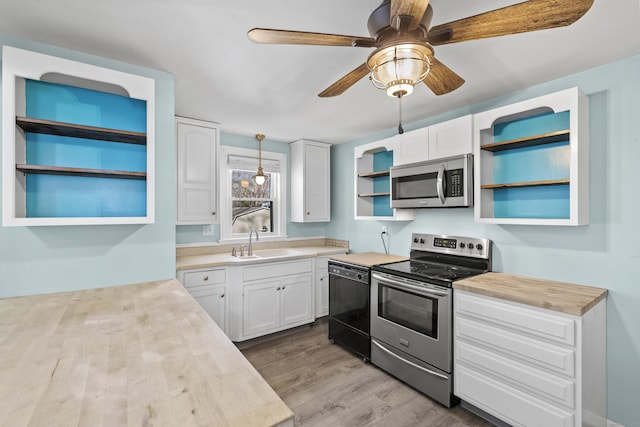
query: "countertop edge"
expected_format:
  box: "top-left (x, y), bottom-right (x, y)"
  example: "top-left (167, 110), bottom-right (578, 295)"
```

top-left (176, 246), bottom-right (348, 270)
top-left (454, 272), bottom-right (608, 316)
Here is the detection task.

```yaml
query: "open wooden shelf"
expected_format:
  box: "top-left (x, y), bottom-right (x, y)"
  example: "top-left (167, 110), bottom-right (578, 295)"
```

top-left (357, 192), bottom-right (390, 197)
top-left (480, 178), bottom-right (569, 189)
top-left (16, 164), bottom-right (147, 180)
top-left (358, 170), bottom-right (390, 178)
top-left (16, 116), bottom-right (147, 145)
top-left (480, 129), bottom-right (569, 152)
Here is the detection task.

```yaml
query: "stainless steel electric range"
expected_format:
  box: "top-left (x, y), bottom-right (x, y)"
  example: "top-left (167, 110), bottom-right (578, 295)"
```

top-left (370, 233), bottom-right (492, 407)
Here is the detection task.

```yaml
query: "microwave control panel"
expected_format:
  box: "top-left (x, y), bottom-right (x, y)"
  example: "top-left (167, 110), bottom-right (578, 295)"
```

top-left (446, 169), bottom-right (464, 197)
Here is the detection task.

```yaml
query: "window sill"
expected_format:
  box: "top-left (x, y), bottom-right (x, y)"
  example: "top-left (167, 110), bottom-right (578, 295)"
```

top-left (218, 234), bottom-right (288, 245)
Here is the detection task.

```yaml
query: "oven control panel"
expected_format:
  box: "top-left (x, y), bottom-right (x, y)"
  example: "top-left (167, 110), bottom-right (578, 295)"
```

top-left (411, 233), bottom-right (491, 259)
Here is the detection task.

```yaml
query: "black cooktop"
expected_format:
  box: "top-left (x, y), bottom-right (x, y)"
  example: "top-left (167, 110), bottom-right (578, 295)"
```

top-left (372, 257), bottom-right (488, 287)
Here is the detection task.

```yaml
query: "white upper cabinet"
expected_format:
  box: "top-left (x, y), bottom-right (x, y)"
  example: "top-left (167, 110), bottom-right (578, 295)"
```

top-left (291, 139), bottom-right (331, 222)
top-left (428, 115), bottom-right (473, 160)
top-left (175, 117), bottom-right (219, 224)
top-left (391, 126), bottom-right (430, 166)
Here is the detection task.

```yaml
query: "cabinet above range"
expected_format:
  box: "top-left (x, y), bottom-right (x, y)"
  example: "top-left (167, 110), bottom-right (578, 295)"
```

top-left (354, 114), bottom-right (472, 220)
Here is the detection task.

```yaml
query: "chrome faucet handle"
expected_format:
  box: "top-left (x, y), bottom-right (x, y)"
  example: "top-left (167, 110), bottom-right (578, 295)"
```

top-left (231, 247), bottom-right (237, 257)
top-left (240, 245), bottom-right (246, 257)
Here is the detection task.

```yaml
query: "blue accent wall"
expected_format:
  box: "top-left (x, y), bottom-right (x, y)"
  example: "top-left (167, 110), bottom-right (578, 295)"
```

top-left (0, 35), bottom-right (176, 297)
top-left (327, 55), bottom-right (640, 426)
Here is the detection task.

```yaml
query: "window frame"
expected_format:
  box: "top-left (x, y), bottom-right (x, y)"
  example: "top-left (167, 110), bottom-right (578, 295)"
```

top-left (218, 145), bottom-right (287, 243)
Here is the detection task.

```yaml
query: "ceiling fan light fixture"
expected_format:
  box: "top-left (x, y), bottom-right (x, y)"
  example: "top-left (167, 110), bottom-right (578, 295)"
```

top-left (368, 44), bottom-right (432, 97)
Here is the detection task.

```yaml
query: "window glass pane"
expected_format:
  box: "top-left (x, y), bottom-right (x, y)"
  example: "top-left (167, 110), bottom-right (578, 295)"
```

top-left (232, 170), bottom-right (271, 199)
top-left (232, 201), bottom-right (273, 234)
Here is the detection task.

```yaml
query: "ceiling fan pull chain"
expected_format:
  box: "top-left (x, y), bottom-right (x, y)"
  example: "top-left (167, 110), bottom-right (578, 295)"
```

top-left (397, 94), bottom-right (404, 134)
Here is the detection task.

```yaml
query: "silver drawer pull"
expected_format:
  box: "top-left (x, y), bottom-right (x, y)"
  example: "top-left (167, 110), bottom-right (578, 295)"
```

top-left (372, 340), bottom-right (448, 380)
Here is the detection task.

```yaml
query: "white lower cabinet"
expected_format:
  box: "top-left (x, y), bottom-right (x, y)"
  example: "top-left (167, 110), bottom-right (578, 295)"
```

top-left (176, 267), bottom-right (227, 334)
top-left (315, 256), bottom-right (331, 318)
top-left (230, 258), bottom-right (315, 341)
top-left (453, 290), bottom-right (607, 427)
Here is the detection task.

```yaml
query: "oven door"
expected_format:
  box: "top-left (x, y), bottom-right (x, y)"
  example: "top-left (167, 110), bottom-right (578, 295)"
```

top-left (370, 272), bottom-right (452, 373)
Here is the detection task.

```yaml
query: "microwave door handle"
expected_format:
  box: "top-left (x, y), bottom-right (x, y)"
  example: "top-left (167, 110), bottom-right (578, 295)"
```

top-left (436, 165), bottom-right (446, 204)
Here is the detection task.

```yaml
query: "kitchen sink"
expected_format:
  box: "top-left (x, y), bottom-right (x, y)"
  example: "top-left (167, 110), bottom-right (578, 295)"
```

top-left (232, 248), bottom-right (304, 262)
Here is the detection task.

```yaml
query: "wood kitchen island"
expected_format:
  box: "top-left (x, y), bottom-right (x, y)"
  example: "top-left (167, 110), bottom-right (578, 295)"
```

top-left (0, 279), bottom-right (293, 427)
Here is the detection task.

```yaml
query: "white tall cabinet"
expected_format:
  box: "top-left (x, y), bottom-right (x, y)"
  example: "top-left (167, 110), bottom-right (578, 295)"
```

top-left (291, 139), bottom-right (331, 222)
top-left (175, 117), bottom-right (219, 224)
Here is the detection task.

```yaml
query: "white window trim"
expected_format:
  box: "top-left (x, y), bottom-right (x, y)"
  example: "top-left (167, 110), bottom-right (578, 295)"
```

top-left (218, 145), bottom-right (287, 243)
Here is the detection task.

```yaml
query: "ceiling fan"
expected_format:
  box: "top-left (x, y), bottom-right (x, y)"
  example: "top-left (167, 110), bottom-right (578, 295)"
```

top-left (248, 0), bottom-right (594, 99)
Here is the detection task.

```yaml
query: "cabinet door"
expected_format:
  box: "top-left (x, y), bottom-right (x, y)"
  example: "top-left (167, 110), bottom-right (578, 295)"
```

top-left (176, 118), bottom-right (218, 224)
top-left (392, 127), bottom-right (430, 166)
top-left (315, 270), bottom-right (329, 318)
top-left (280, 275), bottom-right (314, 327)
top-left (243, 281), bottom-right (281, 337)
top-left (304, 143), bottom-right (330, 221)
top-left (291, 140), bottom-right (331, 222)
top-left (189, 285), bottom-right (227, 333)
top-left (428, 115), bottom-right (472, 160)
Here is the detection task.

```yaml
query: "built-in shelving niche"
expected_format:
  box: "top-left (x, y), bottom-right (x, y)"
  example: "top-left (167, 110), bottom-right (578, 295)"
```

top-left (473, 87), bottom-right (589, 226)
top-left (2, 46), bottom-right (155, 226)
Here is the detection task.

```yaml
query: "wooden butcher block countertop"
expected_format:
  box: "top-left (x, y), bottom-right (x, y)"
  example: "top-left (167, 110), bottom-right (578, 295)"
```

top-left (0, 279), bottom-right (293, 427)
top-left (329, 252), bottom-right (408, 268)
top-left (454, 272), bottom-right (608, 316)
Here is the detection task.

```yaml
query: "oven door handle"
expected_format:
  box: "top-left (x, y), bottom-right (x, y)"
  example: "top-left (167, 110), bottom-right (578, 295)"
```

top-left (436, 165), bottom-right (446, 204)
top-left (372, 273), bottom-right (449, 298)
top-left (372, 340), bottom-right (449, 380)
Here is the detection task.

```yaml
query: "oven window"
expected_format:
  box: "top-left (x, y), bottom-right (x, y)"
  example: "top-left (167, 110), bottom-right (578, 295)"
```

top-left (378, 284), bottom-right (438, 338)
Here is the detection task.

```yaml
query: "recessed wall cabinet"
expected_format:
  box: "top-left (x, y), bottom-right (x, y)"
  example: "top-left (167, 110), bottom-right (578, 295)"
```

top-left (291, 139), bottom-right (331, 222)
top-left (473, 87), bottom-right (589, 225)
top-left (175, 117), bottom-right (219, 224)
top-left (2, 46), bottom-right (155, 226)
top-left (177, 267), bottom-right (228, 334)
top-left (454, 290), bottom-right (606, 427)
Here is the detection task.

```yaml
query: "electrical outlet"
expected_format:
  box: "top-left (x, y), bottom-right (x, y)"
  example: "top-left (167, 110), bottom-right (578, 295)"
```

top-left (202, 225), bottom-right (214, 236)
top-left (381, 225), bottom-right (388, 234)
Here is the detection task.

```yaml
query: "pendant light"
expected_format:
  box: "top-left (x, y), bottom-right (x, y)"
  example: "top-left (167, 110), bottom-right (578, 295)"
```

top-left (253, 133), bottom-right (266, 186)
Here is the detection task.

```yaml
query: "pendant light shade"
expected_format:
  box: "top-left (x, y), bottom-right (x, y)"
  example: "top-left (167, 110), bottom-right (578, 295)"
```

top-left (253, 133), bottom-right (266, 185)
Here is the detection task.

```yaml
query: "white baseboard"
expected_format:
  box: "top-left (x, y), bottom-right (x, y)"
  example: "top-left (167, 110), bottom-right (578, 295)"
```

top-left (608, 419), bottom-right (626, 427)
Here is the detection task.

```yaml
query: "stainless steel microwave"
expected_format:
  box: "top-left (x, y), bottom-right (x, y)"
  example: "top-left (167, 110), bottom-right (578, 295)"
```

top-left (390, 153), bottom-right (473, 208)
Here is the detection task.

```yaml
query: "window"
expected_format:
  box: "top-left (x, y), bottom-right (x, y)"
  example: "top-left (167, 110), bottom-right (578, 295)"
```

top-left (219, 146), bottom-right (286, 241)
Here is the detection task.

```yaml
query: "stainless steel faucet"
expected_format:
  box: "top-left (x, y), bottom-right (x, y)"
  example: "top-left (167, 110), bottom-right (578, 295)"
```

top-left (248, 228), bottom-right (259, 256)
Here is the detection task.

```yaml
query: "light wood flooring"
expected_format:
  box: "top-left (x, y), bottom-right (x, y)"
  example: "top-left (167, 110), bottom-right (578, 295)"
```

top-left (240, 321), bottom-right (492, 427)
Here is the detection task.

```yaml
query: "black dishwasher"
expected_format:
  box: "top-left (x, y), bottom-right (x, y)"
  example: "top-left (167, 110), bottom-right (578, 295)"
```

top-left (328, 260), bottom-right (371, 360)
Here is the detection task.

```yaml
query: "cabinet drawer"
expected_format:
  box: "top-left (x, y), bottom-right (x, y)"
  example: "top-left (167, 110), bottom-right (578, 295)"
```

top-left (183, 268), bottom-right (226, 288)
top-left (243, 259), bottom-right (313, 282)
top-left (456, 317), bottom-right (575, 377)
top-left (457, 341), bottom-right (575, 409)
top-left (455, 291), bottom-right (575, 346)
top-left (456, 365), bottom-right (574, 427)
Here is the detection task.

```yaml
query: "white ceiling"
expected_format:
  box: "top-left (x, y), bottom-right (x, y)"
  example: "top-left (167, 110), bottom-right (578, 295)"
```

top-left (1, 0), bottom-right (639, 144)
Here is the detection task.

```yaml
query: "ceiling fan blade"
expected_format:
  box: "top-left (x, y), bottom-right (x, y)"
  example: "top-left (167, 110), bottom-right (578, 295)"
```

top-left (390, 0), bottom-right (430, 32)
top-left (427, 0), bottom-right (594, 46)
top-left (423, 58), bottom-right (465, 96)
top-left (248, 28), bottom-right (376, 47)
top-left (318, 63), bottom-right (370, 97)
